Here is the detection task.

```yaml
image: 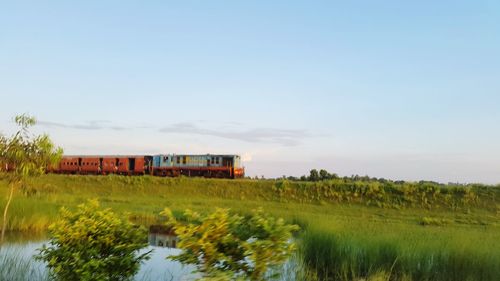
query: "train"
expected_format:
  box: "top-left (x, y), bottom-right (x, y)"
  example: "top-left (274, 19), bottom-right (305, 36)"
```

top-left (54, 154), bottom-right (244, 179)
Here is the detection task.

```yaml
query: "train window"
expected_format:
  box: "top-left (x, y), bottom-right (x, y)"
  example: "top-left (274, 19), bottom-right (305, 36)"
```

top-left (183, 156), bottom-right (186, 164)
top-left (216, 157), bottom-right (219, 164)
top-left (176, 157), bottom-right (180, 164)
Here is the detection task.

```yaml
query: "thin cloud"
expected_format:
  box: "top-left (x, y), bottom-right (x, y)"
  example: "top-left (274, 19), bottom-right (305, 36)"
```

top-left (159, 122), bottom-right (309, 146)
top-left (38, 120), bottom-right (144, 131)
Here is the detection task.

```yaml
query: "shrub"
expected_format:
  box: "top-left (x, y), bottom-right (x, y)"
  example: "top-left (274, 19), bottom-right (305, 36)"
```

top-left (162, 207), bottom-right (299, 280)
top-left (36, 200), bottom-right (150, 281)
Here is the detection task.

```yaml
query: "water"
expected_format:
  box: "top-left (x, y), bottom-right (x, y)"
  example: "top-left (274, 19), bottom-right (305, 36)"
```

top-left (0, 240), bottom-right (197, 281)
top-left (0, 237), bottom-right (299, 281)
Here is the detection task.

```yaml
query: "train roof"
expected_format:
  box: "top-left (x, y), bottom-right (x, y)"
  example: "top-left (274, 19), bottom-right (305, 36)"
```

top-left (62, 154), bottom-right (241, 157)
top-left (62, 155), bottom-right (149, 158)
top-left (153, 154), bottom-right (240, 157)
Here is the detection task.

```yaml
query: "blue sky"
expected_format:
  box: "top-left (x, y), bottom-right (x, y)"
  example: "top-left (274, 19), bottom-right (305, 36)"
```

top-left (1, 1), bottom-right (499, 183)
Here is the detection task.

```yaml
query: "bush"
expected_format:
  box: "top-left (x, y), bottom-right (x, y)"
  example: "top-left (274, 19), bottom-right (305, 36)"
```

top-left (36, 200), bottom-right (150, 281)
top-left (162, 207), bottom-right (299, 280)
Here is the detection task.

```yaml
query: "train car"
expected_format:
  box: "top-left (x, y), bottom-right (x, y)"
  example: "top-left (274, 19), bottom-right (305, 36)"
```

top-left (152, 154), bottom-right (244, 179)
top-left (56, 155), bottom-right (153, 175)
top-left (80, 157), bottom-right (100, 174)
top-left (59, 156), bottom-right (80, 174)
top-left (101, 157), bottom-right (118, 174)
top-left (115, 156), bottom-right (152, 175)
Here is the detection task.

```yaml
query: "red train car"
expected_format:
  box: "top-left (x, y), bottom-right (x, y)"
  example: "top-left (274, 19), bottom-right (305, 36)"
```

top-left (80, 157), bottom-right (100, 174)
top-left (59, 157), bottom-right (80, 174)
top-left (116, 156), bottom-right (149, 175)
top-left (56, 156), bottom-right (152, 175)
top-left (101, 157), bottom-right (118, 174)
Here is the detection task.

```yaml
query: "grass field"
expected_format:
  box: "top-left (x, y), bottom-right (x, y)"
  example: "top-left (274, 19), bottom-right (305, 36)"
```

top-left (1, 174), bottom-right (499, 280)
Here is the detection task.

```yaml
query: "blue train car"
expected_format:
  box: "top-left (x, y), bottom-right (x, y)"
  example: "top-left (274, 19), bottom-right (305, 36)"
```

top-left (152, 154), bottom-right (243, 178)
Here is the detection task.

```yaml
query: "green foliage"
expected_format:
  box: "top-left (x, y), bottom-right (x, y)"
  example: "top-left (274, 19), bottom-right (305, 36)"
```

top-left (0, 114), bottom-right (63, 182)
top-left (0, 114), bottom-right (63, 243)
top-left (36, 200), bottom-right (150, 281)
top-left (309, 169), bottom-right (320, 182)
top-left (162, 207), bottom-right (299, 280)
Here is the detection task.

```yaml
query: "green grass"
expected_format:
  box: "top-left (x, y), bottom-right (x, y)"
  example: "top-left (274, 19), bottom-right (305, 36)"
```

top-left (1, 174), bottom-right (499, 280)
top-left (0, 247), bottom-right (48, 281)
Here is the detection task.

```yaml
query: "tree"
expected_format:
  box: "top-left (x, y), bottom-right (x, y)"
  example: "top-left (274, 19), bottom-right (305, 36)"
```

top-left (309, 169), bottom-right (319, 181)
top-left (36, 200), bottom-right (150, 281)
top-left (161, 208), bottom-right (299, 280)
top-left (319, 169), bottom-right (329, 181)
top-left (0, 114), bottom-right (63, 244)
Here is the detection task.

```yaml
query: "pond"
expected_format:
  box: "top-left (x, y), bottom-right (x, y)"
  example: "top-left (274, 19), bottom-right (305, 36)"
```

top-left (0, 230), bottom-right (300, 281)
top-left (0, 239), bottom-right (196, 281)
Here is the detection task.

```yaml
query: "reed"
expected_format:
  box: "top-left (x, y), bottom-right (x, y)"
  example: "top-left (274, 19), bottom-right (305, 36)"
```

top-left (0, 248), bottom-right (48, 281)
top-left (300, 227), bottom-right (500, 281)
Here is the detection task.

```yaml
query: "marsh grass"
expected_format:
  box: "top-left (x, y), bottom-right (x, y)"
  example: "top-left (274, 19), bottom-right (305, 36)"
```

top-left (300, 228), bottom-right (500, 281)
top-left (0, 247), bottom-right (48, 281)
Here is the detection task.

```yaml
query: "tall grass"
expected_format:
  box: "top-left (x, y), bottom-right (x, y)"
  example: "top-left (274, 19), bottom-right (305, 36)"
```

top-left (0, 247), bottom-right (48, 281)
top-left (300, 228), bottom-right (500, 281)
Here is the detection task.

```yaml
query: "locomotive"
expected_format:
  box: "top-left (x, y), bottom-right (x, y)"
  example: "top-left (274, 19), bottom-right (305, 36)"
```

top-left (55, 154), bottom-right (244, 179)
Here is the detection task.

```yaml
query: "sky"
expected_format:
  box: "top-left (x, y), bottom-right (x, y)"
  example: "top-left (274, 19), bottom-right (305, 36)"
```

top-left (1, 1), bottom-right (499, 183)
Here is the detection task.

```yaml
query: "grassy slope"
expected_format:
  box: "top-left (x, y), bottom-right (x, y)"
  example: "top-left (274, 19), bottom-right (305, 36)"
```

top-left (1, 174), bottom-right (499, 280)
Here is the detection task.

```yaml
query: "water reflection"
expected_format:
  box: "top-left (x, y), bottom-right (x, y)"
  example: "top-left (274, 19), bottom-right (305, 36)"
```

top-left (0, 227), bottom-right (195, 281)
top-left (0, 228), bottom-right (296, 281)
top-left (149, 225), bottom-right (178, 248)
